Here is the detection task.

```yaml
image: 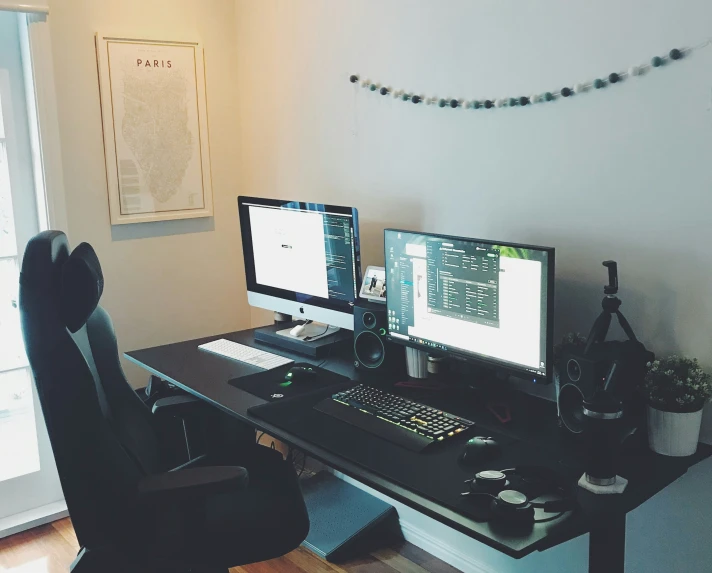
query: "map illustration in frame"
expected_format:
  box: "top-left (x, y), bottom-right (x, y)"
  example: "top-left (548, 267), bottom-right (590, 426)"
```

top-left (96, 34), bottom-right (213, 225)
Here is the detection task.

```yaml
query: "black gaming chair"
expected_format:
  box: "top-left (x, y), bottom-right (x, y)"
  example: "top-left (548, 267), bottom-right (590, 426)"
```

top-left (19, 231), bottom-right (309, 572)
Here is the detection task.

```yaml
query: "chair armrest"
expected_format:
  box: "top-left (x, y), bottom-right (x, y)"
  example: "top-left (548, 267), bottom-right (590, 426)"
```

top-left (138, 466), bottom-right (249, 503)
top-left (169, 454), bottom-right (209, 472)
top-left (151, 394), bottom-right (208, 418)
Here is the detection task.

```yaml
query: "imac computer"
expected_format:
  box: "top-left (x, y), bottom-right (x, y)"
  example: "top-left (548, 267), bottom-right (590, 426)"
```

top-left (384, 229), bottom-right (554, 383)
top-left (238, 196), bottom-right (362, 331)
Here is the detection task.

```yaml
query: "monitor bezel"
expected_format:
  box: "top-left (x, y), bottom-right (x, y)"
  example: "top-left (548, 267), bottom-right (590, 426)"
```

top-left (384, 228), bottom-right (555, 384)
top-left (238, 196), bottom-right (362, 323)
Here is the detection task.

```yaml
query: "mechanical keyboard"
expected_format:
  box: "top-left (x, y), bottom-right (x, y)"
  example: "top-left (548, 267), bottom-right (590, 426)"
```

top-left (198, 339), bottom-right (293, 370)
top-left (314, 384), bottom-right (475, 452)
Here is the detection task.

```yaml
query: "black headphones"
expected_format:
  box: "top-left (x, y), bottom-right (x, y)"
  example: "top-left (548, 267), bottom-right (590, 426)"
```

top-left (461, 466), bottom-right (578, 525)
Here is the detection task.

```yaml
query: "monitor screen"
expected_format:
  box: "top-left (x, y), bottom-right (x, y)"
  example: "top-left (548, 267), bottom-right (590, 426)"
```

top-left (238, 197), bottom-right (361, 327)
top-left (385, 229), bottom-right (553, 382)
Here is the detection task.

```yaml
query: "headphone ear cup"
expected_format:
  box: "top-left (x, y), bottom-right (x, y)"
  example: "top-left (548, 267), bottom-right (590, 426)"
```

top-left (490, 492), bottom-right (535, 524)
top-left (464, 467), bottom-right (578, 525)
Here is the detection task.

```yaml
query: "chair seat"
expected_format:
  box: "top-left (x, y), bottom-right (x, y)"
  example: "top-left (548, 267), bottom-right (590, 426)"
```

top-left (150, 445), bottom-right (310, 568)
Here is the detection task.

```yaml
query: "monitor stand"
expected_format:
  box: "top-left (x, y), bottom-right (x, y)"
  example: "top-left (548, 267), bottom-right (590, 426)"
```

top-left (276, 321), bottom-right (341, 342)
top-left (254, 320), bottom-right (351, 359)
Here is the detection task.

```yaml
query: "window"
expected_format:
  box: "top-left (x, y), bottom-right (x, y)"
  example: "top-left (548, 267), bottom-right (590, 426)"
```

top-left (0, 82), bottom-right (39, 482)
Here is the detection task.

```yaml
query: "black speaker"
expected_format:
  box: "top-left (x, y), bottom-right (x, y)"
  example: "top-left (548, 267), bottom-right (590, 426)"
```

top-left (557, 349), bottom-right (609, 434)
top-left (557, 341), bottom-right (652, 434)
top-left (353, 301), bottom-right (404, 375)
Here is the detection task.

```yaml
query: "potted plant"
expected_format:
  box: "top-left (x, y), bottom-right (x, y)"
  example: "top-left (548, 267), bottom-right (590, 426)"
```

top-left (644, 356), bottom-right (712, 456)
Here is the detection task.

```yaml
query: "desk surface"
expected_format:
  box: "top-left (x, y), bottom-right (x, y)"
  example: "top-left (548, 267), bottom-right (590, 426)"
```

top-left (126, 328), bottom-right (711, 559)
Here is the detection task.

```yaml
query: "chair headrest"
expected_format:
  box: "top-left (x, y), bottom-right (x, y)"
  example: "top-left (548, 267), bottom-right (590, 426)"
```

top-left (20, 230), bottom-right (69, 295)
top-left (21, 231), bottom-right (105, 333)
top-left (60, 242), bottom-right (104, 333)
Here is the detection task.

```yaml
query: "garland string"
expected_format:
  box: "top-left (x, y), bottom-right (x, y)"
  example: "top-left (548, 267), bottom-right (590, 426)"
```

top-left (349, 40), bottom-right (712, 110)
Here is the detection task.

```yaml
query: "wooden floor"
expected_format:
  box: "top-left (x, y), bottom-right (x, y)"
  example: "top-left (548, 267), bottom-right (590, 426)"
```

top-left (0, 518), bottom-right (462, 573)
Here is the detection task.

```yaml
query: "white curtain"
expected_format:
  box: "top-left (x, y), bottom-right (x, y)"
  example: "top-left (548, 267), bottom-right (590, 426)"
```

top-left (0, 1), bottom-right (48, 13)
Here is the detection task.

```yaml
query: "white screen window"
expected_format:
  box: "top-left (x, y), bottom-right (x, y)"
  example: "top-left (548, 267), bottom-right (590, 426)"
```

top-left (408, 255), bottom-right (542, 368)
top-left (249, 206), bottom-right (329, 298)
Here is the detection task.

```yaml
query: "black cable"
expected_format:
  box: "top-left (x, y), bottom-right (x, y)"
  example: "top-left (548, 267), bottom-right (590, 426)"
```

top-left (317, 340), bottom-right (335, 368)
top-left (298, 453), bottom-right (308, 477)
top-left (256, 431), bottom-right (265, 443)
top-left (304, 323), bottom-right (330, 342)
top-left (534, 511), bottom-right (566, 523)
top-left (287, 446), bottom-right (309, 477)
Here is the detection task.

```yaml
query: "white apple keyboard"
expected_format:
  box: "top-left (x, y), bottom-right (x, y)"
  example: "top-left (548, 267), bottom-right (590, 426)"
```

top-left (198, 339), bottom-right (293, 370)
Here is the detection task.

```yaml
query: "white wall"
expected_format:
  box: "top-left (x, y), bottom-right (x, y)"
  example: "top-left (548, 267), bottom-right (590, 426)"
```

top-left (234, 3), bottom-right (712, 571)
top-left (47, 0), bottom-right (250, 386)
top-left (234, 0), bottom-right (712, 437)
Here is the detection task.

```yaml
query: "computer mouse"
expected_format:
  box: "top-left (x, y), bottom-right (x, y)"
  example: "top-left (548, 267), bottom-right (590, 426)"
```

top-left (284, 366), bottom-right (318, 384)
top-left (461, 436), bottom-right (501, 466)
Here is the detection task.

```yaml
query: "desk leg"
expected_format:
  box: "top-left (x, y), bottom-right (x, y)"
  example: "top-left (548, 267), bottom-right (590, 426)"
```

top-left (589, 515), bottom-right (625, 573)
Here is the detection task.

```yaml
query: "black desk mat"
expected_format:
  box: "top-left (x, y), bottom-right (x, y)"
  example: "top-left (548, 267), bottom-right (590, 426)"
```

top-left (248, 387), bottom-right (582, 527)
top-left (228, 363), bottom-right (352, 402)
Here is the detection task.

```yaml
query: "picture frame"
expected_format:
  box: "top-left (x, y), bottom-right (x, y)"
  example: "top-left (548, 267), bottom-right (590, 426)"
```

top-left (359, 265), bottom-right (387, 302)
top-left (95, 34), bottom-right (213, 225)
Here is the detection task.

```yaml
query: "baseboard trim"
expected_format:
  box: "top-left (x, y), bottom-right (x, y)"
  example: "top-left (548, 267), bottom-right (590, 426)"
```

top-left (399, 519), bottom-right (496, 573)
top-left (0, 500), bottom-right (68, 540)
top-left (328, 469), bottom-right (497, 573)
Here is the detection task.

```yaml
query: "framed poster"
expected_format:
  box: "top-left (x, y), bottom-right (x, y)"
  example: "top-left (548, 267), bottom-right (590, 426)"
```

top-left (95, 34), bottom-right (213, 224)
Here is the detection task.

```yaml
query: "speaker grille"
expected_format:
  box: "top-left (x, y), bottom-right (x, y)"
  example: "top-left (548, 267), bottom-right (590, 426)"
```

top-left (354, 331), bottom-right (385, 368)
top-left (362, 311), bottom-right (377, 330)
top-left (559, 383), bottom-right (585, 434)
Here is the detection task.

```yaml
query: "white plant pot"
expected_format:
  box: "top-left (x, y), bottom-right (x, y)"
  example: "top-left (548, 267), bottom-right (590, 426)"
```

top-left (647, 405), bottom-right (703, 457)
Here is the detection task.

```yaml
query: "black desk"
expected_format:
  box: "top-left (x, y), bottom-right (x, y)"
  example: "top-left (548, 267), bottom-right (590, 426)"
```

top-left (126, 328), bottom-right (711, 573)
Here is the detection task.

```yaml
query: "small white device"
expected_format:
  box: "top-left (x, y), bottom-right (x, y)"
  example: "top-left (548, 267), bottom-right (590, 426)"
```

top-left (289, 323), bottom-right (308, 337)
top-left (198, 339), bottom-right (293, 370)
top-left (359, 265), bottom-right (386, 302)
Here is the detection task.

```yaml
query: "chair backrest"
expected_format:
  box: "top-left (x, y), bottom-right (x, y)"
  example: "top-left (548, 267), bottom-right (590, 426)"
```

top-left (19, 231), bottom-right (161, 549)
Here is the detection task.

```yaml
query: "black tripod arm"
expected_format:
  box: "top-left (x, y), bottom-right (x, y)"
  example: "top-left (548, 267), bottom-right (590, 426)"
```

top-left (615, 311), bottom-right (638, 342)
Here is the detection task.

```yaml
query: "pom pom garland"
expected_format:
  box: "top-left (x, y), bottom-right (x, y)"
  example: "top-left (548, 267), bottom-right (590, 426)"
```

top-left (349, 41), bottom-right (703, 113)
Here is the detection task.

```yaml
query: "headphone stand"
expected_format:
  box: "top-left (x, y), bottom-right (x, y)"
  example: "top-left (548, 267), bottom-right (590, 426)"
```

top-left (578, 473), bottom-right (628, 495)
